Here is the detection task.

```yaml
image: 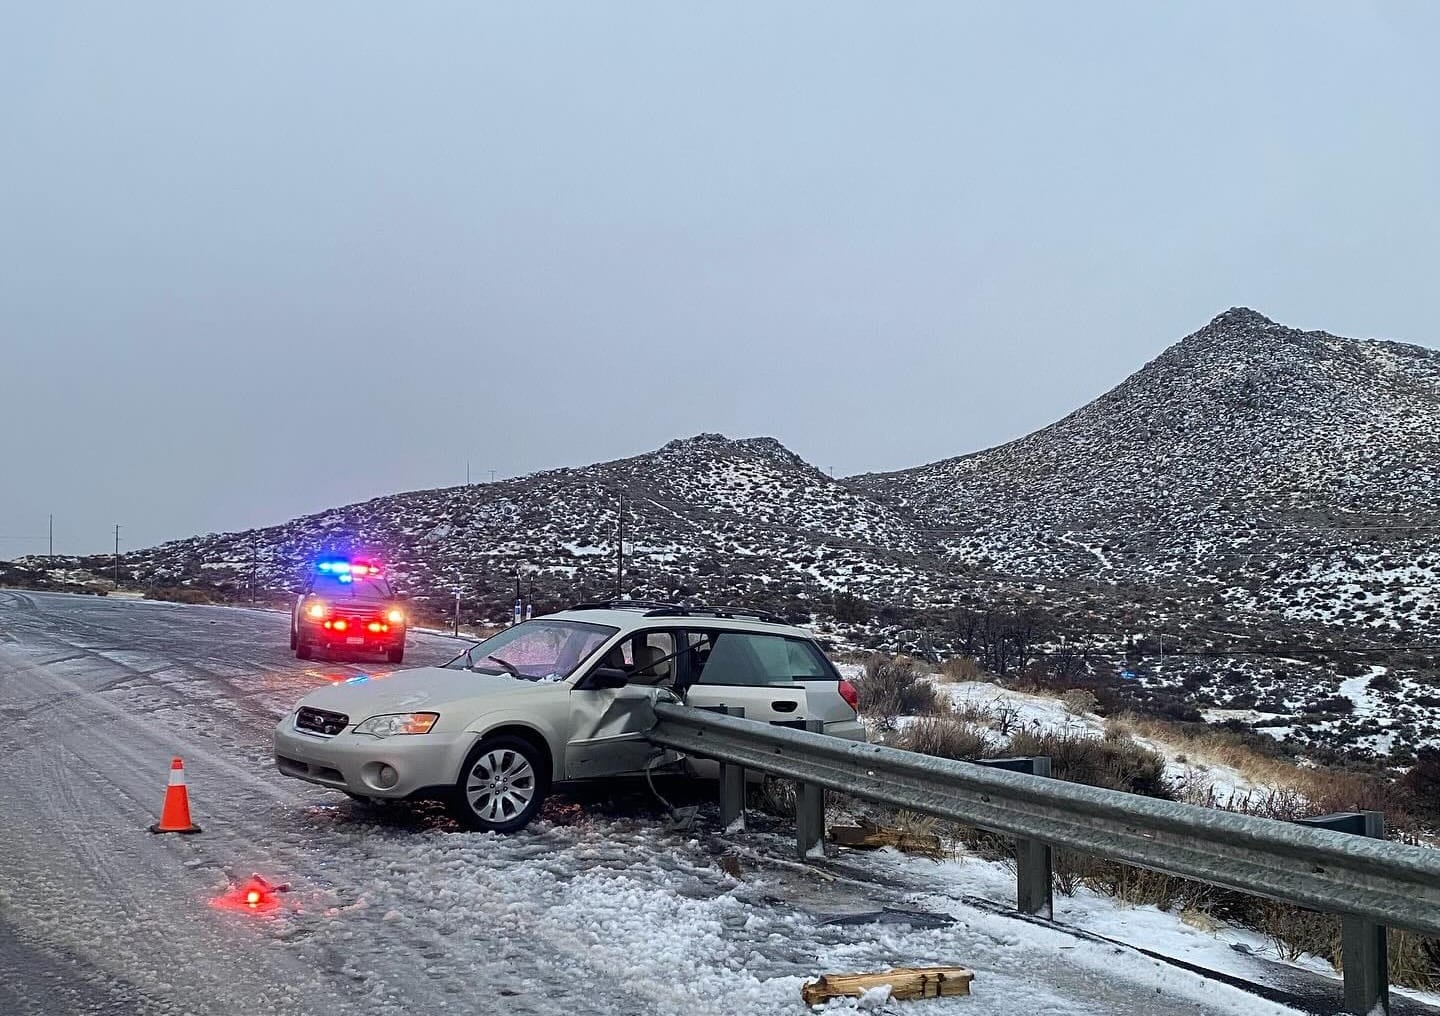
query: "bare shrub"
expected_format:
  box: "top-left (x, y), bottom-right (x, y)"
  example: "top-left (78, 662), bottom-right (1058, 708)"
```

top-left (144, 586), bottom-right (211, 605)
top-left (1403, 747), bottom-right (1440, 822)
top-left (1257, 902), bottom-right (1339, 963)
top-left (899, 717), bottom-right (992, 761)
top-left (937, 656), bottom-right (982, 683)
top-left (1008, 729), bottom-right (1171, 799)
top-left (855, 655), bottom-right (942, 721)
top-left (1061, 689), bottom-right (1098, 716)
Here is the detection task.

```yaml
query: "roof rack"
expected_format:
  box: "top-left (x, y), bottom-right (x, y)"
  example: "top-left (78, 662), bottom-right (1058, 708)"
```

top-left (641, 604), bottom-right (788, 624)
top-left (566, 600), bottom-right (789, 625)
top-left (568, 600), bottom-right (684, 613)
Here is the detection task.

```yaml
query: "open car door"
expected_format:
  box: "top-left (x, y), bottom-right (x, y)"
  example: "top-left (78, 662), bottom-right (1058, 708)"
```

top-left (564, 632), bottom-right (683, 779)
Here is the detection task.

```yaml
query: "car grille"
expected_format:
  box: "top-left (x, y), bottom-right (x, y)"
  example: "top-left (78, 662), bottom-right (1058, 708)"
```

top-left (295, 706), bottom-right (349, 737)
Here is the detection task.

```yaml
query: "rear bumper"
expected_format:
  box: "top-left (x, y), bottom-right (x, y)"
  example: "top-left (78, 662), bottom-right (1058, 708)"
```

top-left (297, 619), bottom-right (405, 650)
top-left (273, 717), bottom-right (470, 798)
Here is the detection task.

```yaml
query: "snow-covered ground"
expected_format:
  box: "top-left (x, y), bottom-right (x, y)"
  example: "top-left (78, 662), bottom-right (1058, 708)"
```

top-left (0, 593), bottom-right (1423, 1015)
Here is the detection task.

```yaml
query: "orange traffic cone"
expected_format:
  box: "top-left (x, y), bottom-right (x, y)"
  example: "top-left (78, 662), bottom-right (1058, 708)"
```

top-left (149, 757), bottom-right (202, 834)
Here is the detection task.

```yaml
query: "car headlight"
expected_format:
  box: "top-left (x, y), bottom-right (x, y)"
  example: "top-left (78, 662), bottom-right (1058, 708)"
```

top-left (386, 609), bottom-right (405, 624)
top-left (354, 712), bottom-right (439, 737)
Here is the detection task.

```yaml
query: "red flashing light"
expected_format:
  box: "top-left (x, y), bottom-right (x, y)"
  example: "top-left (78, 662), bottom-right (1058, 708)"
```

top-left (210, 875), bottom-right (287, 915)
top-left (333, 619), bottom-right (348, 632)
top-left (838, 678), bottom-right (860, 712)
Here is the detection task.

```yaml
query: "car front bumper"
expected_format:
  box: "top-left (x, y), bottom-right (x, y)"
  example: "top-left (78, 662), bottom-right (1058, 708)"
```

top-left (273, 716), bottom-right (472, 798)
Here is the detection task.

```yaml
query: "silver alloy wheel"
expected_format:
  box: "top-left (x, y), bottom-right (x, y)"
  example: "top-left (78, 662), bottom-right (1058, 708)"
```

top-left (464, 748), bottom-right (536, 823)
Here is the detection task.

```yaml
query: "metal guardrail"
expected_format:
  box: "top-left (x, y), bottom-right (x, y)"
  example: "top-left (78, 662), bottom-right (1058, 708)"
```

top-left (648, 703), bottom-right (1440, 1016)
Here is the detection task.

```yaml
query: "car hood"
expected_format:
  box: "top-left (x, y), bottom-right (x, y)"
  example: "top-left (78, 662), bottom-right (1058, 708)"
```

top-left (296, 667), bottom-right (559, 716)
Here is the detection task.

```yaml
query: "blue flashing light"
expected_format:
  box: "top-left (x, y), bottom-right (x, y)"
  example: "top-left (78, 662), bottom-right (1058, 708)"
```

top-left (315, 558), bottom-right (380, 578)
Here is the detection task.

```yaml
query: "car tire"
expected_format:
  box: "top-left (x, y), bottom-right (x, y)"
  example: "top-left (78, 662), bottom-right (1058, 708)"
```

top-left (296, 636), bottom-right (313, 660)
top-left (289, 627), bottom-right (298, 650)
top-left (386, 645), bottom-right (404, 664)
top-left (449, 735), bottom-right (548, 833)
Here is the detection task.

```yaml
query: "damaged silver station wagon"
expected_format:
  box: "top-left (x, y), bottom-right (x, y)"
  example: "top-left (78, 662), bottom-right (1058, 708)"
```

top-left (274, 602), bottom-right (865, 832)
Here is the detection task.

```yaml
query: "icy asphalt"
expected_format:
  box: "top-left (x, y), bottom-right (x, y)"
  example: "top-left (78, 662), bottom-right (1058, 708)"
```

top-left (0, 590), bottom-right (1311, 1016)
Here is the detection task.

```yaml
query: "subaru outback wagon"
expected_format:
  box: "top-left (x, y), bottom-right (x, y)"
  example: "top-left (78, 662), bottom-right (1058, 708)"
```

top-left (273, 602), bottom-right (864, 832)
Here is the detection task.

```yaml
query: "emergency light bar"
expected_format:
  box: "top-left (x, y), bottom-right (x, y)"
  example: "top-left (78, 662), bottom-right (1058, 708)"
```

top-left (315, 559), bottom-right (381, 579)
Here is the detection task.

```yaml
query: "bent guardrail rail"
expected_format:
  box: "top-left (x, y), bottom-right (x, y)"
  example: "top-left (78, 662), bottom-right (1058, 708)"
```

top-left (648, 702), bottom-right (1440, 1015)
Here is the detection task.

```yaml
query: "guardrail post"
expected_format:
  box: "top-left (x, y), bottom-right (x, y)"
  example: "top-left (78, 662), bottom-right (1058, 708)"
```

top-left (1015, 757), bottom-right (1053, 920)
top-left (795, 720), bottom-right (826, 859)
top-left (1296, 811), bottom-right (1388, 1016)
top-left (977, 756), bottom-right (1054, 920)
top-left (718, 706), bottom-right (745, 833)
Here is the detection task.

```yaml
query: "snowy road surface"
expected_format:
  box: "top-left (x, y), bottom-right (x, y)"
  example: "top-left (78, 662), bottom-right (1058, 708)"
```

top-left (0, 590), bottom-right (1310, 1016)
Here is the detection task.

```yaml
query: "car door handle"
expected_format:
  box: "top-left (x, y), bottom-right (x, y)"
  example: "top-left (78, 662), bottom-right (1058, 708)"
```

top-left (771, 700), bottom-right (798, 713)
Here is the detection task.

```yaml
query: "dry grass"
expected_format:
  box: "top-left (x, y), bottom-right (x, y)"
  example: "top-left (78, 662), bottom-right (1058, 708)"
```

top-left (1119, 713), bottom-right (1419, 828)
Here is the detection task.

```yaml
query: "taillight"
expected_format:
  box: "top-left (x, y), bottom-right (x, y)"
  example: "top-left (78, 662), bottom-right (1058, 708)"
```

top-left (838, 678), bottom-right (859, 712)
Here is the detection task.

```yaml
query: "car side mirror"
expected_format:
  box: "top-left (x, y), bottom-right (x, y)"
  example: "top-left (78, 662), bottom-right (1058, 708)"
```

top-left (588, 667), bottom-right (628, 690)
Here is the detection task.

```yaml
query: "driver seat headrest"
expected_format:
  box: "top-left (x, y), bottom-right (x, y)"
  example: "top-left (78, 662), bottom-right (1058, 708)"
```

top-left (633, 644), bottom-right (671, 681)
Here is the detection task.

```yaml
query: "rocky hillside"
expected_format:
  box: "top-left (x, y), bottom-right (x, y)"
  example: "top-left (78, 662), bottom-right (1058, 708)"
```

top-left (55, 433), bottom-right (949, 621)
top-left (14, 309), bottom-right (1440, 767)
top-left (850, 308), bottom-right (1440, 640)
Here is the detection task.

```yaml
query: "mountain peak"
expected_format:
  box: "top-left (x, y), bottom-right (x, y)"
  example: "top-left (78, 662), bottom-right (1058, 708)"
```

top-left (1207, 306), bottom-right (1277, 330)
top-left (659, 433), bottom-right (810, 469)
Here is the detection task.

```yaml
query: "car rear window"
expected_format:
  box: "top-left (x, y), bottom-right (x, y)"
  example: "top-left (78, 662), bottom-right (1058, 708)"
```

top-left (693, 632), bottom-right (834, 686)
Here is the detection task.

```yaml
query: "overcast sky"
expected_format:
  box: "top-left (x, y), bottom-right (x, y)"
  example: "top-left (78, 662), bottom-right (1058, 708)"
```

top-left (3, 3), bottom-right (1438, 555)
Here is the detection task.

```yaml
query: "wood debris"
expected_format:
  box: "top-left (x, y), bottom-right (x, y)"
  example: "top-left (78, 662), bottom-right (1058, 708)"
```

top-left (828, 817), bottom-right (944, 858)
top-left (801, 966), bottom-right (974, 1005)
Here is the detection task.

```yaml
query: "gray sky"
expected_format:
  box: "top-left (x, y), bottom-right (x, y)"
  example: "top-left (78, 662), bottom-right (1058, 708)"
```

top-left (3, 2), bottom-right (1438, 555)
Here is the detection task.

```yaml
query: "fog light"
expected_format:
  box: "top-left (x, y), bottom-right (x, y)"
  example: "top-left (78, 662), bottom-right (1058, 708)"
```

top-left (376, 764), bottom-right (399, 789)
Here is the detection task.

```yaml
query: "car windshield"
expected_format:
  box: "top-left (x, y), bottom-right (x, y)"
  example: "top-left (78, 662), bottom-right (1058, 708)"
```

top-left (444, 620), bottom-right (618, 682)
top-left (309, 574), bottom-right (394, 600)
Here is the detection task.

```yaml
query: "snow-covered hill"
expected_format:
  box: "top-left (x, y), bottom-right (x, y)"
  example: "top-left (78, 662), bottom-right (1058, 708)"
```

top-left (66, 433), bottom-right (946, 621)
top-left (850, 308), bottom-right (1440, 638)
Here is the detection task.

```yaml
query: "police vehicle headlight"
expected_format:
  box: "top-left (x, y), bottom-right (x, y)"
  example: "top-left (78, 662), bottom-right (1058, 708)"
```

top-left (354, 713), bottom-right (439, 737)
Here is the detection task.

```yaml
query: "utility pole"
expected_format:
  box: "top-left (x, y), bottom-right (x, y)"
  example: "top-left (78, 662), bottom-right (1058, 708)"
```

top-left (466, 459), bottom-right (470, 486)
top-left (250, 543), bottom-right (258, 605)
top-left (454, 590), bottom-right (461, 636)
top-left (113, 524), bottom-right (121, 589)
top-left (616, 492), bottom-right (625, 597)
top-left (48, 514), bottom-right (53, 561)
top-left (489, 469), bottom-right (496, 484)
